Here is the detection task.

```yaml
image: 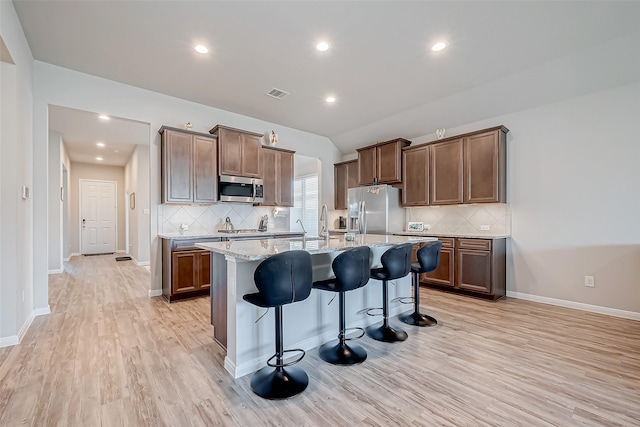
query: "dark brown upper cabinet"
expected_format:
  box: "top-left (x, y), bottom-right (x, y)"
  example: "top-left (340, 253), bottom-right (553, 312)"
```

top-left (430, 137), bottom-right (464, 205)
top-left (402, 125), bottom-right (508, 206)
top-left (464, 129), bottom-right (507, 204)
top-left (402, 146), bottom-right (429, 206)
top-left (357, 138), bottom-right (411, 186)
top-left (159, 126), bottom-right (217, 204)
top-left (209, 125), bottom-right (263, 178)
top-left (261, 146), bottom-right (295, 207)
top-left (334, 160), bottom-right (358, 210)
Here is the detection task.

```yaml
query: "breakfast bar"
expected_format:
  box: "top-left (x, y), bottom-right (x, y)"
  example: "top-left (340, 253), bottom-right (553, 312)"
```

top-left (196, 234), bottom-right (437, 378)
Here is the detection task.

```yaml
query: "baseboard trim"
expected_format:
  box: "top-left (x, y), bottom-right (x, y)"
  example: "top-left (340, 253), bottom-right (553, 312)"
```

top-left (68, 252), bottom-right (80, 259)
top-left (34, 306), bottom-right (51, 316)
top-left (148, 289), bottom-right (162, 297)
top-left (0, 335), bottom-right (19, 348)
top-left (0, 306), bottom-right (51, 348)
top-left (48, 268), bottom-right (64, 274)
top-left (136, 260), bottom-right (150, 267)
top-left (506, 291), bottom-right (640, 321)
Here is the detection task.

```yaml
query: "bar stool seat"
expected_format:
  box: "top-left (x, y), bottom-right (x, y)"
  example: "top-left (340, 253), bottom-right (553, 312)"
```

top-left (399, 241), bottom-right (442, 327)
top-left (313, 246), bottom-right (371, 365)
top-left (242, 250), bottom-right (313, 400)
top-left (366, 243), bottom-right (413, 343)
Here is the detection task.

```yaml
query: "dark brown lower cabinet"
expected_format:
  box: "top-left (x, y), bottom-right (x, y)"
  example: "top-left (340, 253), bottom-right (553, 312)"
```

top-left (421, 237), bottom-right (506, 300)
top-left (162, 238), bottom-right (216, 302)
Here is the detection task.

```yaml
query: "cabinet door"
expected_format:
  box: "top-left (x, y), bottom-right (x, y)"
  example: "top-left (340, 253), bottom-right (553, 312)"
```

top-left (172, 251), bottom-right (198, 294)
top-left (357, 147), bottom-right (376, 186)
top-left (402, 147), bottom-right (429, 206)
top-left (278, 151), bottom-right (294, 207)
top-left (347, 160), bottom-right (358, 189)
top-left (198, 251), bottom-right (211, 290)
top-left (163, 130), bottom-right (193, 203)
top-left (219, 128), bottom-right (243, 176)
top-left (193, 135), bottom-right (217, 203)
top-left (261, 148), bottom-right (278, 205)
top-left (241, 134), bottom-right (262, 178)
top-left (421, 247), bottom-right (455, 287)
top-left (334, 163), bottom-right (349, 210)
top-left (377, 141), bottom-right (402, 184)
top-left (464, 130), bottom-right (504, 203)
top-left (456, 249), bottom-right (492, 293)
top-left (430, 138), bottom-right (464, 205)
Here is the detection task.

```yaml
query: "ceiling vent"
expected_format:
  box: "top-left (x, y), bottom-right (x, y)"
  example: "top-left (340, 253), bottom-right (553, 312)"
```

top-left (266, 88), bottom-right (290, 100)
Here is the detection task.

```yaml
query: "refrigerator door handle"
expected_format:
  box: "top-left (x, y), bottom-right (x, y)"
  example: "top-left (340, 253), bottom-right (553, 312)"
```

top-left (361, 200), bottom-right (367, 235)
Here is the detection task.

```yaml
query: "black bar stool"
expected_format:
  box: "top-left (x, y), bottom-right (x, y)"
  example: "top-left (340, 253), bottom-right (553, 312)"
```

top-left (242, 250), bottom-right (313, 400)
top-left (366, 243), bottom-right (413, 343)
top-left (313, 246), bottom-right (371, 365)
top-left (399, 241), bottom-right (442, 327)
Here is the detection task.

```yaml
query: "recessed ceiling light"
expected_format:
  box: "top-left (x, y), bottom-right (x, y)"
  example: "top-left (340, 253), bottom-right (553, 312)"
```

top-left (195, 45), bottom-right (209, 54)
top-left (326, 96), bottom-right (336, 103)
top-left (98, 115), bottom-right (110, 120)
top-left (95, 157), bottom-right (103, 161)
top-left (114, 150), bottom-right (119, 153)
top-left (96, 142), bottom-right (105, 147)
top-left (316, 42), bottom-right (330, 52)
top-left (431, 41), bottom-right (447, 52)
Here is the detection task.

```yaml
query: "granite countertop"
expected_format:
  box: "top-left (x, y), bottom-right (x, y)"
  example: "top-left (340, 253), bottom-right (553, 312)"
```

top-left (195, 234), bottom-right (438, 261)
top-left (158, 230), bottom-right (304, 240)
top-left (393, 231), bottom-right (510, 239)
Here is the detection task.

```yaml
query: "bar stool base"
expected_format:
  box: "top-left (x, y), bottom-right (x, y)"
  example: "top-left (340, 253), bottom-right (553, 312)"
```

top-left (399, 311), bottom-right (437, 327)
top-left (319, 341), bottom-right (367, 365)
top-left (250, 366), bottom-right (308, 400)
top-left (366, 324), bottom-right (408, 342)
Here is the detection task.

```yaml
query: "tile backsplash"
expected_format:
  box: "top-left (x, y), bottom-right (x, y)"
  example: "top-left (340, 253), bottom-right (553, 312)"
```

top-left (406, 204), bottom-right (511, 236)
top-left (159, 204), bottom-right (290, 234)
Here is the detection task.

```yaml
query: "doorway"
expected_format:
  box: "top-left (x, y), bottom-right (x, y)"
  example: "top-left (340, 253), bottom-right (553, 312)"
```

top-left (80, 179), bottom-right (117, 255)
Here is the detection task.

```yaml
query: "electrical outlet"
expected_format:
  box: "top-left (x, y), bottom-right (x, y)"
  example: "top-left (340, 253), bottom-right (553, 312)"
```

top-left (584, 276), bottom-right (595, 287)
top-left (480, 225), bottom-right (490, 231)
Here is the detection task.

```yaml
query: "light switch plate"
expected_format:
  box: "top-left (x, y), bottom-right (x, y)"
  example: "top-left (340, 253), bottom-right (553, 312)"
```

top-left (480, 225), bottom-right (490, 231)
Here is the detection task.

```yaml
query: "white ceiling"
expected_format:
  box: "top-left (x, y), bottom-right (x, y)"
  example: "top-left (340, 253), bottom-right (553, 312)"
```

top-left (13, 1), bottom-right (640, 156)
top-left (48, 105), bottom-right (150, 167)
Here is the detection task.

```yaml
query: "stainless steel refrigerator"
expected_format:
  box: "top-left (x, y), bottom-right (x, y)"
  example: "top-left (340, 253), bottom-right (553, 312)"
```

top-left (347, 184), bottom-right (404, 234)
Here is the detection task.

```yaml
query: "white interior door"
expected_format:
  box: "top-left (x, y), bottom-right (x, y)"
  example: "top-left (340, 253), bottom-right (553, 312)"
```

top-left (81, 180), bottom-right (116, 255)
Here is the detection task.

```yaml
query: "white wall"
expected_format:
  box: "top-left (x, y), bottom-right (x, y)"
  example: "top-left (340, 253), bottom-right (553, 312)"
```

top-left (61, 145), bottom-right (71, 260)
top-left (32, 61), bottom-right (342, 303)
top-left (69, 162), bottom-right (126, 254)
top-left (0, 1), bottom-right (35, 346)
top-left (124, 144), bottom-right (150, 264)
top-left (408, 82), bottom-right (640, 314)
top-left (47, 131), bottom-right (62, 272)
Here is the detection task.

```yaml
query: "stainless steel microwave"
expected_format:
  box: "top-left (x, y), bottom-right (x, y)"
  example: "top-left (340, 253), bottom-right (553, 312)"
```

top-left (219, 175), bottom-right (264, 203)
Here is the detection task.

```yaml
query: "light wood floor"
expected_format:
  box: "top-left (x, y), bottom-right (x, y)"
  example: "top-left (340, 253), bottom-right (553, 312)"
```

top-left (1, 255), bottom-right (639, 426)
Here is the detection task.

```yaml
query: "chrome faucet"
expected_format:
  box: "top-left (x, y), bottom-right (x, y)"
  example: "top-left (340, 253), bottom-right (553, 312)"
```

top-left (296, 218), bottom-right (306, 234)
top-left (319, 204), bottom-right (329, 238)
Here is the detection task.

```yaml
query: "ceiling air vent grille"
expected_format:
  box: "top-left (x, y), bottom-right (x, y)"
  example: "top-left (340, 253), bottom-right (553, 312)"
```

top-left (266, 88), bottom-right (290, 100)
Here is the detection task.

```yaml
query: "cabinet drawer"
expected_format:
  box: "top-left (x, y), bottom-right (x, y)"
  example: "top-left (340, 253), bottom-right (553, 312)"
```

top-left (457, 238), bottom-right (491, 251)
top-left (438, 237), bottom-right (455, 248)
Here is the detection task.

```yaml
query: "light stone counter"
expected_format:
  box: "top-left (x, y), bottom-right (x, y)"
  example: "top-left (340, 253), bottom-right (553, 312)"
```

top-left (196, 233), bottom-right (436, 261)
top-left (158, 230), bottom-right (303, 240)
top-left (393, 231), bottom-right (511, 239)
top-left (196, 234), bottom-right (437, 378)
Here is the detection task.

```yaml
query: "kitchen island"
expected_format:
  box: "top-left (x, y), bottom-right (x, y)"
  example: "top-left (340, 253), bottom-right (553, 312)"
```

top-left (196, 234), bottom-right (437, 378)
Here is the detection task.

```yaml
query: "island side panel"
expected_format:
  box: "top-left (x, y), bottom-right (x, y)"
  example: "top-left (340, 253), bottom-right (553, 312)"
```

top-left (211, 252), bottom-right (227, 349)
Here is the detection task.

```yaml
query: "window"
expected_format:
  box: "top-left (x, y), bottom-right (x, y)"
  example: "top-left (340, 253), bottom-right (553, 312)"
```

top-left (290, 174), bottom-right (318, 236)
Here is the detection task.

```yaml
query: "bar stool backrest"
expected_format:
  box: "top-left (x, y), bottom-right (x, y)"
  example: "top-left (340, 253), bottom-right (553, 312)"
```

top-left (253, 250), bottom-right (313, 307)
top-left (417, 241), bottom-right (443, 273)
top-left (380, 243), bottom-right (413, 280)
top-left (332, 246), bottom-right (371, 292)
